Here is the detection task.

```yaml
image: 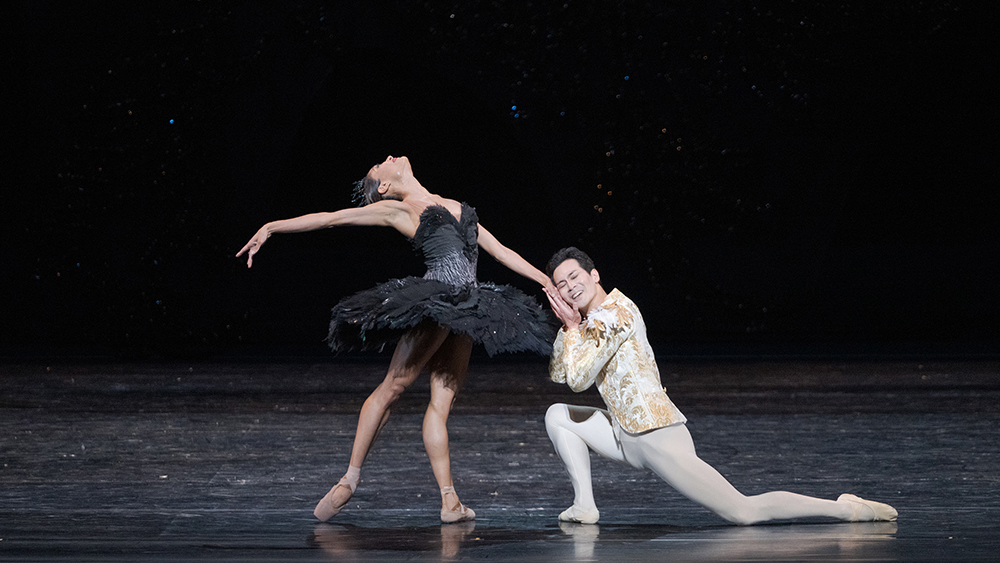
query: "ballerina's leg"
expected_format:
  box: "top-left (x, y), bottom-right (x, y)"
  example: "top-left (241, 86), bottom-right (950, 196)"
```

top-left (350, 321), bottom-right (451, 468)
top-left (315, 322), bottom-right (451, 520)
top-left (424, 331), bottom-right (475, 521)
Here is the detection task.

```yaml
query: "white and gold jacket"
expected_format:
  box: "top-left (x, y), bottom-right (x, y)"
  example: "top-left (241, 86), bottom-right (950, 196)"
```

top-left (550, 288), bottom-right (686, 433)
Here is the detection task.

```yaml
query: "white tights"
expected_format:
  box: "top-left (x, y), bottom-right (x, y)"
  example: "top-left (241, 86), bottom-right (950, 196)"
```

top-left (544, 403), bottom-right (854, 525)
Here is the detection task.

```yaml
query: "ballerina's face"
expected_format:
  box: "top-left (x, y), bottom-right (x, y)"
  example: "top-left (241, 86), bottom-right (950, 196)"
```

top-left (368, 155), bottom-right (410, 185)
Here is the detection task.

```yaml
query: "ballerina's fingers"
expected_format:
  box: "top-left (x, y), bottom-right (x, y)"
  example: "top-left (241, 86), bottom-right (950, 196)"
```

top-left (237, 232), bottom-right (268, 268)
top-left (544, 287), bottom-right (580, 328)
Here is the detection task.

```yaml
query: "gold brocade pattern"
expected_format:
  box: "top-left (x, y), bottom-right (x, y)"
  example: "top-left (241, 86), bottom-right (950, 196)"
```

top-left (550, 289), bottom-right (686, 433)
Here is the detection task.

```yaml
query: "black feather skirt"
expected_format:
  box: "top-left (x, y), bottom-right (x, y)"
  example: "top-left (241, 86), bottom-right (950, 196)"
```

top-left (326, 277), bottom-right (556, 356)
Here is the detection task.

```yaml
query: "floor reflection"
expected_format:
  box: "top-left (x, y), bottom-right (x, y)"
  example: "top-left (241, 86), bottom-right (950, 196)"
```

top-left (309, 520), bottom-right (548, 561)
top-left (644, 522), bottom-right (898, 561)
top-left (307, 520), bottom-right (896, 561)
top-left (558, 521), bottom-right (600, 560)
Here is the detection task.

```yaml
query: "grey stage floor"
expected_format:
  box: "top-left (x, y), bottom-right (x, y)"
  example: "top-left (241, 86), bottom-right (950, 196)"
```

top-left (1, 358), bottom-right (998, 561)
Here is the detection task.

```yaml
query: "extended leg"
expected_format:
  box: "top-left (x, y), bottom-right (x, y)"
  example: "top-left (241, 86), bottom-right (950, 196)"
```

top-left (629, 424), bottom-right (894, 525)
top-left (314, 322), bottom-right (450, 521)
top-left (424, 332), bottom-right (475, 522)
top-left (544, 403), bottom-right (626, 523)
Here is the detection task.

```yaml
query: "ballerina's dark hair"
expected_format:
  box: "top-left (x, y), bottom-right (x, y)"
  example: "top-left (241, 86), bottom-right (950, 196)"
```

top-left (351, 175), bottom-right (383, 206)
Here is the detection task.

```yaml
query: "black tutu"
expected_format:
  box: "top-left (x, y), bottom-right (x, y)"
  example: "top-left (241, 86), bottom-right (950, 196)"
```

top-left (326, 277), bottom-right (555, 356)
top-left (325, 202), bottom-right (556, 356)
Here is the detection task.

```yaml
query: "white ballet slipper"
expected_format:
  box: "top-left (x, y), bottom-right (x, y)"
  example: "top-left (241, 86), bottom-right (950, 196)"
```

top-left (838, 493), bottom-right (898, 522)
top-left (558, 504), bottom-right (600, 524)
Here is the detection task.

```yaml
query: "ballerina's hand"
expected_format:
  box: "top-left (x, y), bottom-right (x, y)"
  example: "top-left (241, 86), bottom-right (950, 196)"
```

top-left (544, 279), bottom-right (558, 297)
top-left (544, 286), bottom-right (581, 330)
top-left (236, 226), bottom-right (270, 268)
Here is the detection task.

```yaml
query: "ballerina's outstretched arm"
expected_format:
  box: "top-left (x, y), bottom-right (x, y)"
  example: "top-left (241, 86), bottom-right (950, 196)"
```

top-left (476, 224), bottom-right (553, 291)
top-left (236, 200), bottom-right (415, 268)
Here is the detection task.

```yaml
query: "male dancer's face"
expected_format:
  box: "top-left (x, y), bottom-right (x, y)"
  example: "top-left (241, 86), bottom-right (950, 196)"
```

top-left (551, 259), bottom-right (604, 315)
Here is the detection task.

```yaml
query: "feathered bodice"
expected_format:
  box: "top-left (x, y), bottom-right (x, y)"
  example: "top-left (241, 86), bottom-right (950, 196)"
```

top-left (412, 202), bottom-right (479, 289)
top-left (327, 201), bottom-right (555, 356)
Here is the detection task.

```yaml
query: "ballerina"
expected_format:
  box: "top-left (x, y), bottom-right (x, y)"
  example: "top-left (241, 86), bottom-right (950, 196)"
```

top-left (238, 155), bottom-right (554, 523)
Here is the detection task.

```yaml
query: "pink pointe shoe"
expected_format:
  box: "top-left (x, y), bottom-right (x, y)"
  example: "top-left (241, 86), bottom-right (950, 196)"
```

top-left (314, 477), bottom-right (357, 522)
top-left (440, 486), bottom-right (475, 523)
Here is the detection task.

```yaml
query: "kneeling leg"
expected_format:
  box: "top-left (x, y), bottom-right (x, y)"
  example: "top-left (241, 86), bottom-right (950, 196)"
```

top-left (545, 403), bottom-right (625, 518)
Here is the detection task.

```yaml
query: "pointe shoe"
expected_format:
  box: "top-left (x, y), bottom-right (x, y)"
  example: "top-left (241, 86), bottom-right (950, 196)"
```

top-left (440, 486), bottom-right (476, 523)
top-left (558, 504), bottom-right (600, 524)
top-left (838, 494), bottom-right (898, 522)
top-left (314, 477), bottom-right (357, 522)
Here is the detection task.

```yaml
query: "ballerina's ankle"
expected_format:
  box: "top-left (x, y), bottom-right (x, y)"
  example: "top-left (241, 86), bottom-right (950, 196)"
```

top-left (343, 465), bottom-right (361, 490)
top-left (440, 486), bottom-right (475, 523)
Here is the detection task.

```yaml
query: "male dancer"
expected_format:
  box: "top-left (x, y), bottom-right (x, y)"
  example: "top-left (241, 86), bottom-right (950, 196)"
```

top-left (542, 247), bottom-right (897, 525)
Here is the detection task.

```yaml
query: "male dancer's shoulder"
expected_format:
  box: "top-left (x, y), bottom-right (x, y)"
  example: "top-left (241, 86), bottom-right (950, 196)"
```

top-left (580, 288), bottom-right (636, 342)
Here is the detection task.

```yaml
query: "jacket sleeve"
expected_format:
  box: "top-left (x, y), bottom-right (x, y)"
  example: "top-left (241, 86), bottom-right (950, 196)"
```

top-left (549, 305), bottom-right (635, 392)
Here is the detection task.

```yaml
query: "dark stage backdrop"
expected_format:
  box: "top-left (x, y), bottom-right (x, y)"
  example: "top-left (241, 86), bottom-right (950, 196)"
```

top-left (4, 1), bottom-right (998, 360)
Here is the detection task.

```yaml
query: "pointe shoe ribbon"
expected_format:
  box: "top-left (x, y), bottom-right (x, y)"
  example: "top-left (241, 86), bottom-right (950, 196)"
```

top-left (838, 493), bottom-right (898, 522)
top-left (440, 486), bottom-right (476, 523)
top-left (314, 476), bottom-right (357, 522)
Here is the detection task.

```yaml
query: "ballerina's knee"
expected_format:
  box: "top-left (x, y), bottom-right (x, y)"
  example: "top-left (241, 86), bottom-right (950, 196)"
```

top-left (375, 373), bottom-right (418, 407)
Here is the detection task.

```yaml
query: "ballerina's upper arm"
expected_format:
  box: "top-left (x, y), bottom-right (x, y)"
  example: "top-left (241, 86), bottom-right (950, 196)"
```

top-left (331, 201), bottom-right (417, 237)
